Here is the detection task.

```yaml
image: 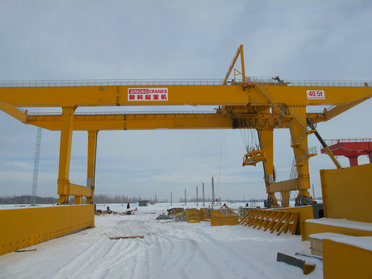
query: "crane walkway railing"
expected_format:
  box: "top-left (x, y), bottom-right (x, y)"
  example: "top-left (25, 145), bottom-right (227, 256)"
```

top-left (26, 110), bottom-right (217, 116)
top-left (0, 77), bottom-right (370, 88)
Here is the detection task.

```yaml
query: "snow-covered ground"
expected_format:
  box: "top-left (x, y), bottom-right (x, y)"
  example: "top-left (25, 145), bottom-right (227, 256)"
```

top-left (0, 202), bottom-right (323, 279)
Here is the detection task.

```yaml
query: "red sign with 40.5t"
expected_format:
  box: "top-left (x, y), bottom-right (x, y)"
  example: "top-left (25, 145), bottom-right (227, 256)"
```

top-left (307, 90), bottom-right (325, 100)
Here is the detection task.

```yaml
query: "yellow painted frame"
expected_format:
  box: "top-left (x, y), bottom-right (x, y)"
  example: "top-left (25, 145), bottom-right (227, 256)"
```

top-left (320, 163), bottom-right (372, 223)
top-left (0, 205), bottom-right (94, 256)
top-left (323, 239), bottom-right (372, 279)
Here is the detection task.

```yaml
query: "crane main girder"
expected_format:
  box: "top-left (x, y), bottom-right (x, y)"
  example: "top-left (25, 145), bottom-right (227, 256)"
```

top-left (0, 83), bottom-right (371, 107)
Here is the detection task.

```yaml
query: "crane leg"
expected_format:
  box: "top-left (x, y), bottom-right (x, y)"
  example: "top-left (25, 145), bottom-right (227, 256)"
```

top-left (86, 130), bottom-right (98, 204)
top-left (258, 128), bottom-right (278, 207)
top-left (288, 106), bottom-right (311, 205)
top-left (57, 107), bottom-right (75, 204)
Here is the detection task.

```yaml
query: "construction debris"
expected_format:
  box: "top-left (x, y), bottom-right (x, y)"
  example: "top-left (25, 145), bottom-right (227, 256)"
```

top-left (15, 248), bottom-right (37, 252)
top-left (95, 206), bottom-right (135, 216)
top-left (295, 252), bottom-right (323, 261)
top-left (109, 236), bottom-right (144, 240)
top-left (156, 214), bottom-right (173, 220)
top-left (276, 252), bottom-right (316, 275)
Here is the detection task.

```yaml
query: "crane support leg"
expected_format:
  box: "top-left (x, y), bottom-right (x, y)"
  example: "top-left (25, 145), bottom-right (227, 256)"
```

top-left (86, 130), bottom-right (98, 204)
top-left (288, 106), bottom-right (311, 205)
top-left (258, 128), bottom-right (278, 207)
top-left (57, 107), bottom-right (75, 204)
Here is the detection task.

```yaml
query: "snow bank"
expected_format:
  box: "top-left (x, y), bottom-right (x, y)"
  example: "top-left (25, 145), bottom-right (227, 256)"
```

top-left (309, 233), bottom-right (372, 251)
top-left (0, 202), bottom-right (322, 279)
top-left (306, 217), bottom-right (372, 232)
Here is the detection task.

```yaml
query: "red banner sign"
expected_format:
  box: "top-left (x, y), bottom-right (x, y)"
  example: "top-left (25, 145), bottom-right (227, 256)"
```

top-left (128, 88), bottom-right (168, 101)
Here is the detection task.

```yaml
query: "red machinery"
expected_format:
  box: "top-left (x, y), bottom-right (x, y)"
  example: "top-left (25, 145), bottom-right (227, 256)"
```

top-left (321, 139), bottom-right (372, 166)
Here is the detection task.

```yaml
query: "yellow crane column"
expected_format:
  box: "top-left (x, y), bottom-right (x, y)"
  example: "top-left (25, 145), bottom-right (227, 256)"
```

top-left (57, 107), bottom-right (76, 204)
top-left (86, 130), bottom-right (98, 204)
top-left (258, 128), bottom-right (278, 206)
top-left (287, 106), bottom-right (312, 205)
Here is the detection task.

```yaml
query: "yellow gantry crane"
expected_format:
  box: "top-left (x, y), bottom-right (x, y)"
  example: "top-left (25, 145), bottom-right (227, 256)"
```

top-left (0, 45), bottom-right (371, 207)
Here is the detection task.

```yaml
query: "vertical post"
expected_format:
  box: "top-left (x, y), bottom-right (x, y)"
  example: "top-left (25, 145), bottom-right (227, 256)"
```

top-left (57, 107), bottom-right (76, 204)
top-left (312, 184), bottom-right (316, 200)
top-left (212, 177), bottom-right (215, 208)
top-left (184, 189), bottom-right (187, 206)
top-left (86, 130), bottom-right (98, 204)
top-left (240, 44), bottom-right (246, 84)
top-left (288, 106), bottom-right (311, 205)
top-left (348, 156), bottom-right (358, 167)
top-left (258, 128), bottom-right (278, 207)
top-left (170, 192), bottom-right (172, 207)
top-left (202, 182), bottom-right (205, 207)
top-left (196, 185), bottom-right (198, 207)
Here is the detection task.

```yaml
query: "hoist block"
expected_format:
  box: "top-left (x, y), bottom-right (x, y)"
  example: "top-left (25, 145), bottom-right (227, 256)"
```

top-left (242, 149), bottom-right (266, 166)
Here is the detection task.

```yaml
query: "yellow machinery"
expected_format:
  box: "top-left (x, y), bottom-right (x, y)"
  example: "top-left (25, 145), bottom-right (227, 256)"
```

top-left (242, 149), bottom-right (266, 166)
top-left (239, 209), bottom-right (298, 236)
top-left (0, 45), bottom-right (372, 207)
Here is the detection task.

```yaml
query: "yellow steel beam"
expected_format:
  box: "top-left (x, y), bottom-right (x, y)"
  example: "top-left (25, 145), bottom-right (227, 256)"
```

top-left (258, 128), bottom-right (278, 206)
top-left (86, 131), bottom-right (98, 204)
top-left (323, 97), bottom-right (370, 121)
top-left (223, 45), bottom-right (244, 85)
top-left (25, 112), bottom-right (289, 131)
top-left (288, 106), bottom-right (311, 204)
top-left (240, 45), bottom-right (246, 84)
top-left (0, 102), bottom-right (27, 122)
top-left (0, 84), bottom-right (370, 108)
top-left (70, 183), bottom-right (92, 197)
top-left (267, 179), bottom-right (299, 193)
top-left (57, 107), bottom-right (75, 204)
top-left (0, 205), bottom-right (94, 256)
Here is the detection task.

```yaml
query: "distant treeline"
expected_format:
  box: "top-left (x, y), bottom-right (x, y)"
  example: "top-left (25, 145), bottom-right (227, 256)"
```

top-left (0, 195), bottom-right (58, 204)
top-left (0, 194), bottom-right (162, 204)
top-left (0, 194), bottom-right (272, 205)
top-left (93, 195), bottom-right (143, 204)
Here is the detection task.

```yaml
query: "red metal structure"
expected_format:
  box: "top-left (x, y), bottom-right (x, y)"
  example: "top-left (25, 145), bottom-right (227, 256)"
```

top-left (321, 139), bottom-right (372, 166)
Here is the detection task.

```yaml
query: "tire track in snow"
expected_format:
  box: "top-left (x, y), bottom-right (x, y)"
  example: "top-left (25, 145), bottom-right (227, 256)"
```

top-left (52, 236), bottom-right (108, 279)
top-left (192, 228), bottom-right (283, 278)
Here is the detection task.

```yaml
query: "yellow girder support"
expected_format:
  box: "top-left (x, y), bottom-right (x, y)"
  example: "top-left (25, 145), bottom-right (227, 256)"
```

top-left (223, 44), bottom-right (246, 85)
top-left (26, 112), bottom-right (289, 131)
top-left (86, 131), bottom-right (98, 204)
top-left (323, 96), bottom-right (370, 121)
top-left (257, 128), bottom-right (278, 206)
top-left (0, 84), bottom-right (371, 108)
top-left (287, 106), bottom-right (312, 205)
top-left (57, 107), bottom-right (75, 204)
top-left (0, 102), bottom-right (27, 122)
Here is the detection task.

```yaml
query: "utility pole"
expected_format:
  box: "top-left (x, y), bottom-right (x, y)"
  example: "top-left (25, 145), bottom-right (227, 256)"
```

top-left (202, 182), bottom-right (205, 207)
top-left (196, 185), bottom-right (198, 207)
top-left (312, 184), bottom-right (316, 200)
top-left (212, 177), bottom-right (215, 208)
top-left (170, 192), bottom-right (173, 207)
top-left (184, 189), bottom-right (187, 206)
top-left (31, 127), bottom-right (42, 206)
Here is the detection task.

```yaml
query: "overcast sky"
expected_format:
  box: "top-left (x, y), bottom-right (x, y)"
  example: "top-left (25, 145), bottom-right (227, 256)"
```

top-left (1, 0), bottom-right (372, 202)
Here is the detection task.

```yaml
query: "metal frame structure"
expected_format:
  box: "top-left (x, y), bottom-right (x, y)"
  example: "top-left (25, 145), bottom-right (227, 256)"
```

top-left (1, 45), bottom-right (371, 206)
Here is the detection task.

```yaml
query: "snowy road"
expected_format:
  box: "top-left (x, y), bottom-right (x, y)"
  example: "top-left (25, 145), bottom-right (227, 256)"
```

top-left (0, 204), bottom-right (323, 279)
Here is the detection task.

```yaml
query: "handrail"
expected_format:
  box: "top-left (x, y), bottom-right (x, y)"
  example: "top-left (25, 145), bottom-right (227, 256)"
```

top-left (0, 79), bottom-right (224, 87)
top-left (27, 110), bottom-right (218, 116)
top-left (324, 138), bottom-right (372, 145)
top-left (0, 77), bottom-right (370, 88)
